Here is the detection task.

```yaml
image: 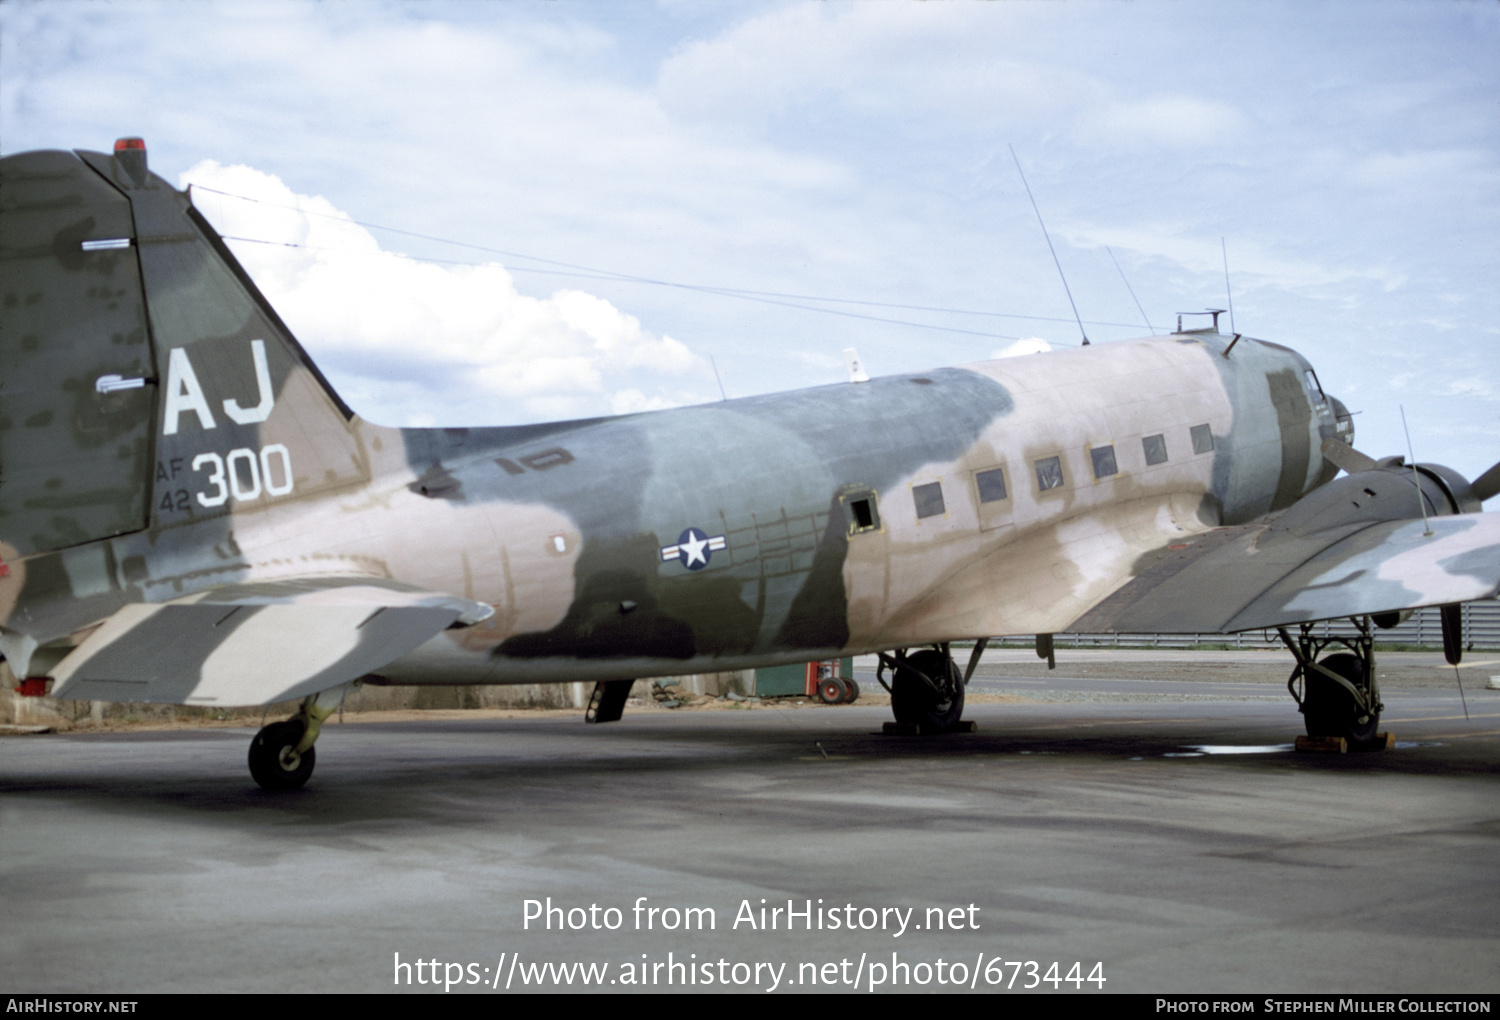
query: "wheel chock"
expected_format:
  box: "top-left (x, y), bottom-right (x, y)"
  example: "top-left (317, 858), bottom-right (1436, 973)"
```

top-left (1352, 732), bottom-right (1395, 752)
top-left (1294, 735), bottom-right (1347, 753)
top-left (882, 720), bottom-right (977, 736)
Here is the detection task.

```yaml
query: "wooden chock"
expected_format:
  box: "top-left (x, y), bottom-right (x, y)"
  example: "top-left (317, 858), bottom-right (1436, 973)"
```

top-left (882, 720), bottom-right (977, 736)
top-left (1295, 735), bottom-right (1348, 753)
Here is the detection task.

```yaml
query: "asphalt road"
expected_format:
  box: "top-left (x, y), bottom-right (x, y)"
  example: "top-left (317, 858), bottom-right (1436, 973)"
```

top-left (2, 653), bottom-right (1497, 995)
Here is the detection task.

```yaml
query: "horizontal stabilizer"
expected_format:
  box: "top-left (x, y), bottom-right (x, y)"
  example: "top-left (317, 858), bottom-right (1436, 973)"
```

top-left (49, 577), bottom-right (493, 706)
top-left (1071, 513), bottom-right (1500, 635)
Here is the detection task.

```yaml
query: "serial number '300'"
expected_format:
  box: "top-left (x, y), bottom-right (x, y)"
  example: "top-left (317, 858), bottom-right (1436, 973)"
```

top-left (157, 444), bottom-right (294, 513)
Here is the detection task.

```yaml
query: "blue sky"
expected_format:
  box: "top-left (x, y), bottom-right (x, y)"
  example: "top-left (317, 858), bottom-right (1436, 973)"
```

top-left (3, 1), bottom-right (1496, 485)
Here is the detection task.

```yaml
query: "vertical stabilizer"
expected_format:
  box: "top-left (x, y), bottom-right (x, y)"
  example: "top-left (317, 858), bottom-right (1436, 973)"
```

top-left (73, 141), bottom-right (370, 531)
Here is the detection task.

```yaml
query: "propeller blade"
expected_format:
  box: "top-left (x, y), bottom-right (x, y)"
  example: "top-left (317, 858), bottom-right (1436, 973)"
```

top-left (1473, 460), bottom-right (1500, 502)
top-left (1320, 438), bottom-right (1378, 476)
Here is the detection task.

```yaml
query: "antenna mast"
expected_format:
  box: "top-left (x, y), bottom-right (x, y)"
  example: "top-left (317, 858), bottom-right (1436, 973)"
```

top-left (1400, 405), bottom-right (1434, 538)
top-left (1221, 237), bottom-right (1236, 334)
top-left (1010, 145), bottom-right (1089, 346)
top-left (1107, 246), bottom-right (1155, 335)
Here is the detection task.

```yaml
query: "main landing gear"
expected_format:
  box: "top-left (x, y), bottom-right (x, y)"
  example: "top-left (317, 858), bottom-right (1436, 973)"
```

top-left (248, 685), bottom-right (352, 790)
top-left (876, 641), bottom-right (983, 731)
top-left (1277, 618), bottom-right (1383, 746)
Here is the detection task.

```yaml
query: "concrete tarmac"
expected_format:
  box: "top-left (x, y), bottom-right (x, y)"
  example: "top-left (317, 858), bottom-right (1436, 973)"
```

top-left (2, 653), bottom-right (1498, 994)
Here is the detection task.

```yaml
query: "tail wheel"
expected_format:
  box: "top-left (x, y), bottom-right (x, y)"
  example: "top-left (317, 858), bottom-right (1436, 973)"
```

top-left (817, 677), bottom-right (848, 705)
top-left (890, 649), bottom-right (964, 728)
top-left (1302, 653), bottom-right (1379, 745)
top-left (248, 720), bottom-right (316, 791)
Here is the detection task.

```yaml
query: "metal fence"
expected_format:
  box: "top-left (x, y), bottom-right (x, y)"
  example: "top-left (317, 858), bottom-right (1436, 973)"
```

top-left (1023, 599), bottom-right (1500, 650)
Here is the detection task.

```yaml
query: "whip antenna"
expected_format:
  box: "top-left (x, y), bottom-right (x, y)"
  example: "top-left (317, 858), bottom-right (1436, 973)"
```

top-left (1010, 145), bottom-right (1088, 346)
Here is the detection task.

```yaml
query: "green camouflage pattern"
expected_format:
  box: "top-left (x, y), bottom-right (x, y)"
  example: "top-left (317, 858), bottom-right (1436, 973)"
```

top-left (2, 145), bottom-right (1498, 707)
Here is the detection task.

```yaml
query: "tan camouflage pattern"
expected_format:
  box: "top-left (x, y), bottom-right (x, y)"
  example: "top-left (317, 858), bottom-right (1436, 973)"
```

top-left (2, 145), bottom-right (1497, 707)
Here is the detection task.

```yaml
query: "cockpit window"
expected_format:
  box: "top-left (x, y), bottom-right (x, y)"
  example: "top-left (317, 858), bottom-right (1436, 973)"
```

top-left (1304, 369), bottom-right (1324, 399)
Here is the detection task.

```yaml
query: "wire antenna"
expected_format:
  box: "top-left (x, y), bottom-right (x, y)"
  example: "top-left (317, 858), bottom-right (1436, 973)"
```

top-left (1106, 246), bottom-right (1155, 335)
top-left (196, 182), bottom-right (1137, 344)
top-left (1221, 237), bottom-right (1236, 334)
top-left (1010, 145), bottom-right (1089, 345)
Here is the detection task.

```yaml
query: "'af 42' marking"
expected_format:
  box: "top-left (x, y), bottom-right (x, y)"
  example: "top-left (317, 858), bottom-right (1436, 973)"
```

top-left (157, 444), bottom-right (294, 514)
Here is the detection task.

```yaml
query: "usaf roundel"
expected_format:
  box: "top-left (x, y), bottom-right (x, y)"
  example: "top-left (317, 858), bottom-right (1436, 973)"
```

top-left (660, 527), bottom-right (727, 571)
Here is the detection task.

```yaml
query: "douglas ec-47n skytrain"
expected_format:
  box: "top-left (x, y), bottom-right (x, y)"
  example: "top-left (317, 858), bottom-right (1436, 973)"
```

top-left (3, 139), bottom-right (1499, 788)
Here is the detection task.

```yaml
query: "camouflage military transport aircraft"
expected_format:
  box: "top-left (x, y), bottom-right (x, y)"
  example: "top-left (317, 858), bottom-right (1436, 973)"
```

top-left (4, 140), bottom-right (1500, 788)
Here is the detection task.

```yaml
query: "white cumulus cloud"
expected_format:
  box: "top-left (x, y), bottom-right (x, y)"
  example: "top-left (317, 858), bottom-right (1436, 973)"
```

top-left (180, 161), bottom-right (713, 426)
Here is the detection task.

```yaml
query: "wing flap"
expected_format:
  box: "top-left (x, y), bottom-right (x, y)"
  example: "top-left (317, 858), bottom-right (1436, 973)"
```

top-left (49, 577), bottom-right (493, 706)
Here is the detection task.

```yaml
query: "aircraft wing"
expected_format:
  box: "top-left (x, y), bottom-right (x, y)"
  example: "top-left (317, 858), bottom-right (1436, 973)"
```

top-left (1069, 512), bottom-right (1500, 635)
top-left (48, 577), bottom-right (493, 706)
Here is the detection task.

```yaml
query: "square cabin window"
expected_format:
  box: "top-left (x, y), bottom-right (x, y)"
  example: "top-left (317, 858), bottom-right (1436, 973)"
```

top-left (1090, 445), bottom-right (1118, 479)
top-left (1143, 434), bottom-right (1168, 466)
top-left (1190, 424), bottom-right (1215, 455)
top-left (1035, 456), bottom-right (1064, 492)
top-left (976, 467), bottom-right (1007, 503)
top-left (913, 481), bottom-right (946, 519)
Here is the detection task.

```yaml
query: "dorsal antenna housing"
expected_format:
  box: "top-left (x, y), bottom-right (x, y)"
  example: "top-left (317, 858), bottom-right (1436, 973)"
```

top-left (1176, 309), bottom-right (1227, 334)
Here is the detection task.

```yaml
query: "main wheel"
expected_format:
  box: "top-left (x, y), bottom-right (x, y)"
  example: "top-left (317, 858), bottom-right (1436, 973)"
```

top-left (843, 679), bottom-right (860, 704)
top-left (890, 650), bottom-right (964, 728)
top-left (249, 720), bottom-right (316, 790)
top-left (817, 677), bottom-right (848, 704)
top-left (1302, 653), bottom-right (1378, 745)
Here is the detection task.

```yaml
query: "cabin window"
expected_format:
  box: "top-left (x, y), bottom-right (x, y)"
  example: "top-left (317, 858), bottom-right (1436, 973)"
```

top-left (842, 490), bottom-right (881, 535)
top-left (913, 481), bottom-right (946, 519)
top-left (1304, 370), bottom-right (1324, 399)
top-left (1190, 424), bottom-right (1215, 455)
top-left (1143, 434), bottom-right (1168, 466)
top-left (976, 467), bottom-right (1007, 503)
top-left (1090, 445), bottom-right (1118, 479)
top-left (1035, 456), bottom-right (1064, 491)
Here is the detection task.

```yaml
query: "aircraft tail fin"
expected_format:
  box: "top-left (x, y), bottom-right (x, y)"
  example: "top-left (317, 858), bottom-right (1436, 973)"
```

top-left (0, 140), bottom-right (369, 557)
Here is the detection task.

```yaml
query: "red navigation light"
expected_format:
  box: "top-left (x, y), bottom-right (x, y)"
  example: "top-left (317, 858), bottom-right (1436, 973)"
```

top-left (114, 137), bottom-right (146, 152)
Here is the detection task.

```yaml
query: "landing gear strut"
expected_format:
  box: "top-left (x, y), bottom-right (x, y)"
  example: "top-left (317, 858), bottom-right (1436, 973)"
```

top-left (877, 643), bottom-right (967, 729)
top-left (248, 684), bottom-right (354, 790)
top-left (1278, 618), bottom-right (1382, 746)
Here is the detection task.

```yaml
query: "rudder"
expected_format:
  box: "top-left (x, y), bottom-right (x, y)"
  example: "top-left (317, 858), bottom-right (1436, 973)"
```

top-left (0, 148), bottom-right (156, 555)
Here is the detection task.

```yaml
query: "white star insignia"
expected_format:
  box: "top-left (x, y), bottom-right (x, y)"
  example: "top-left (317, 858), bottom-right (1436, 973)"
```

top-left (680, 531), bottom-right (709, 567)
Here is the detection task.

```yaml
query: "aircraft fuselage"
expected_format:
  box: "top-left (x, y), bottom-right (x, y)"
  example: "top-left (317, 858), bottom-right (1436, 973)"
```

top-left (0, 145), bottom-right (1346, 695)
top-left (5, 329), bottom-right (1340, 689)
